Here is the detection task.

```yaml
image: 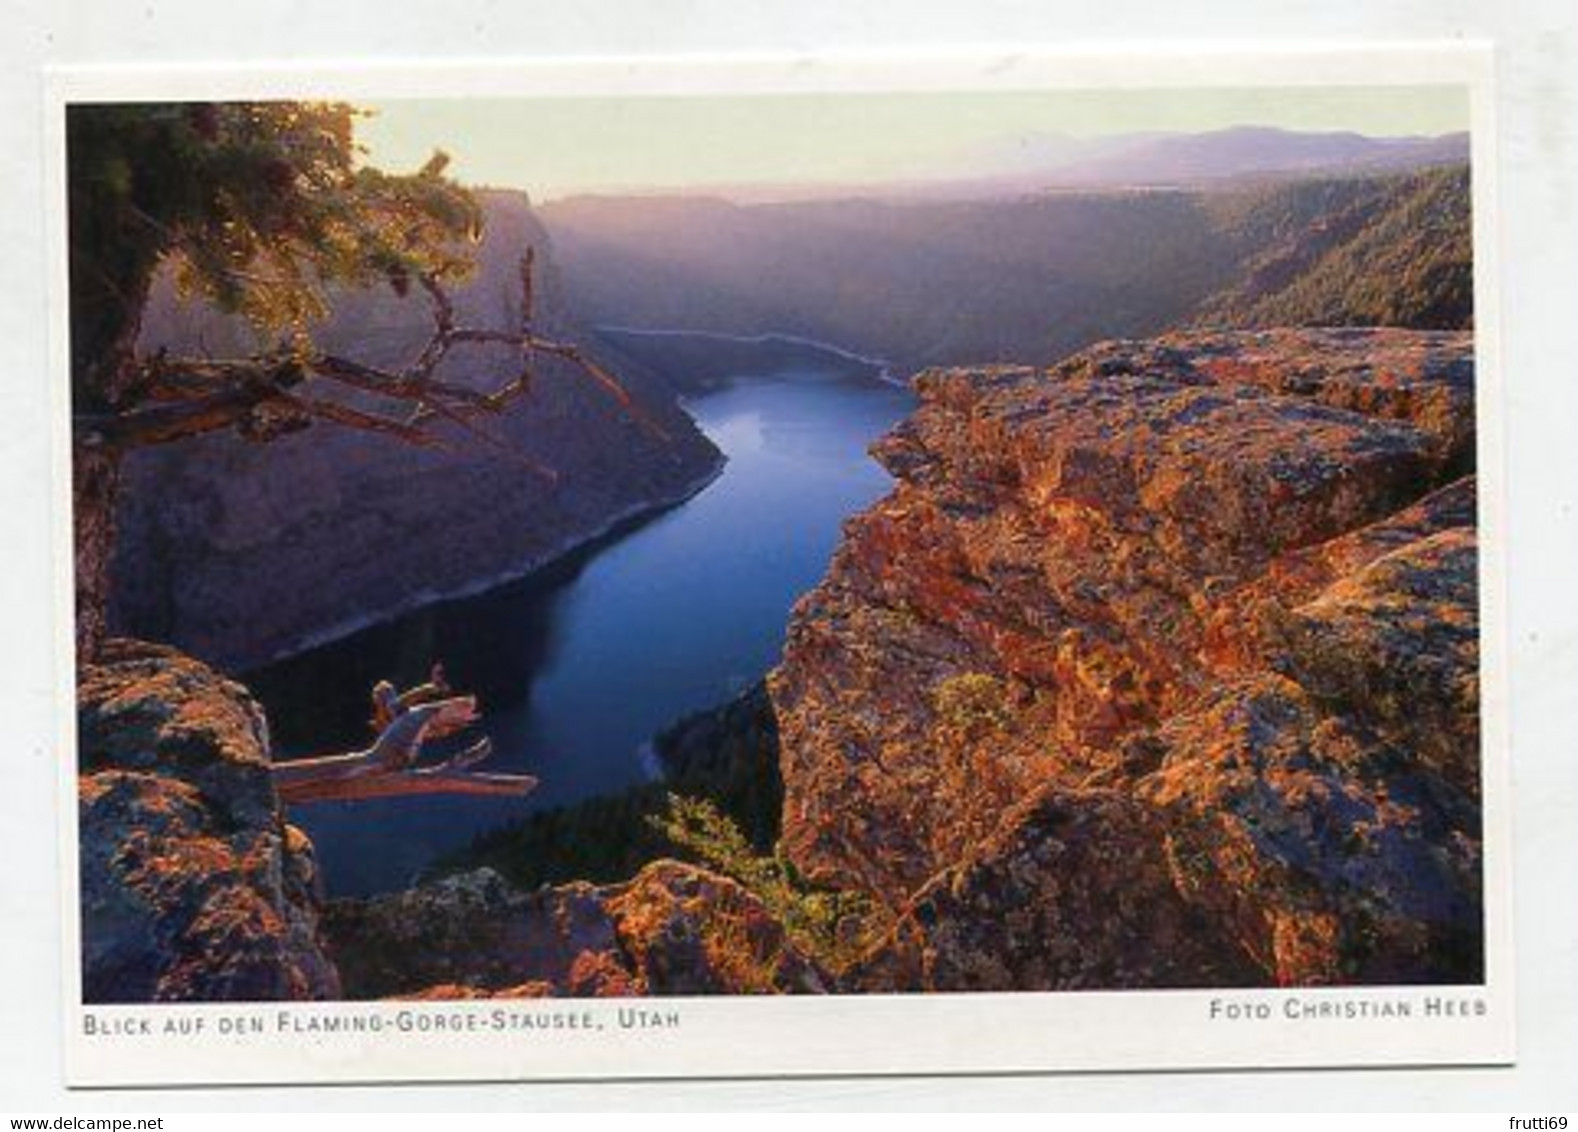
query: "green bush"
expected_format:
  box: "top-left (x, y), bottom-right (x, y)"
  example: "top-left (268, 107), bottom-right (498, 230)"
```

top-left (932, 672), bottom-right (1011, 737)
top-left (651, 794), bottom-right (880, 975)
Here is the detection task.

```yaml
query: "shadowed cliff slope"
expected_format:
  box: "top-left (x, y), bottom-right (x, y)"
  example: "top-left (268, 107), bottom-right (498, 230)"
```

top-left (545, 167), bottom-right (1470, 371)
top-left (110, 190), bottom-right (721, 672)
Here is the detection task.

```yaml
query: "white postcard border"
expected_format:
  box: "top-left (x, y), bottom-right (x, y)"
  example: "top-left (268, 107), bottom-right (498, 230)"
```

top-left (44, 42), bottom-right (1512, 1088)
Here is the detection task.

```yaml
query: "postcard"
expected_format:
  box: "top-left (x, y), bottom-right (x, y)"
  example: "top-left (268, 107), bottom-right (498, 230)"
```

top-left (48, 43), bottom-right (1511, 1086)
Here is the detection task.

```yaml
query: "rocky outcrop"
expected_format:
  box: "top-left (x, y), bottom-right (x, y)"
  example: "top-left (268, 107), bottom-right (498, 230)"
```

top-left (325, 861), bottom-right (829, 999)
top-left (78, 641), bottom-right (339, 1002)
top-left (772, 327), bottom-right (1480, 989)
top-left (77, 640), bottom-right (823, 1004)
top-left (110, 190), bottom-right (721, 672)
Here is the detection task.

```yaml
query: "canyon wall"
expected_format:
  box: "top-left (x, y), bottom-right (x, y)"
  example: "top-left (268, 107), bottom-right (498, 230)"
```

top-left (544, 167), bottom-right (1471, 371)
top-left (110, 190), bottom-right (720, 673)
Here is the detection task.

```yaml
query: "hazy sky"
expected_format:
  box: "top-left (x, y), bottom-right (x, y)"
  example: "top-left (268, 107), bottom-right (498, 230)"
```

top-left (359, 86), bottom-right (1469, 200)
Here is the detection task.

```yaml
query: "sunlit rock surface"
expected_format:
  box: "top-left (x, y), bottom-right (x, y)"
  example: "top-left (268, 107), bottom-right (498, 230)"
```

top-left (773, 328), bottom-right (1480, 988)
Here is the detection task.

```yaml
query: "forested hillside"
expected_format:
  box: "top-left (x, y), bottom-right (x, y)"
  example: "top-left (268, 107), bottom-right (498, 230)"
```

top-left (1195, 166), bottom-right (1472, 329)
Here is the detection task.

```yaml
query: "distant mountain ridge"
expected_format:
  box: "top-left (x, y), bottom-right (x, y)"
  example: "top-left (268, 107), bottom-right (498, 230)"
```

top-left (557, 126), bottom-right (1468, 204)
top-left (976, 125), bottom-right (1468, 191)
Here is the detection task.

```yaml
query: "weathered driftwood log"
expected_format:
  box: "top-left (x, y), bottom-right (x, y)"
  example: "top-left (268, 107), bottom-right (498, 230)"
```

top-left (273, 673), bottom-right (537, 804)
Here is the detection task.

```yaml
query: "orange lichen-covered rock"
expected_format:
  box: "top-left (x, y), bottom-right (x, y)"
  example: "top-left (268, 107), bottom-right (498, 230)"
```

top-left (605, 860), bottom-right (829, 996)
top-left (774, 328), bottom-right (1481, 988)
top-left (78, 641), bottom-right (338, 1002)
top-left (1137, 675), bottom-right (1481, 986)
top-left (323, 868), bottom-right (624, 999)
top-left (869, 787), bottom-right (1264, 992)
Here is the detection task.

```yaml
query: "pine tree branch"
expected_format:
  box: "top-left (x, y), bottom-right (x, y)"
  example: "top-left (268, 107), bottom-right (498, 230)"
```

top-left (73, 252), bottom-right (662, 454)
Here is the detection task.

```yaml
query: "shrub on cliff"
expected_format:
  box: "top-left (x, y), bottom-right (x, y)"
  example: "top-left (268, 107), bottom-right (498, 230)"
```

top-left (652, 794), bottom-right (880, 975)
top-left (932, 672), bottom-right (1012, 738)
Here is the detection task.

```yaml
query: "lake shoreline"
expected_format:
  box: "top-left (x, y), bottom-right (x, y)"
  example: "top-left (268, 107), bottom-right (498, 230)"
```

top-left (594, 324), bottom-right (908, 389)
top-left (240, 456), bottom-right (727, 678)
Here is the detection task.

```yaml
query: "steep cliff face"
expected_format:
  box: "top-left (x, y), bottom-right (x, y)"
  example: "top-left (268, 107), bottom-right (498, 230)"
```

top-left (78, 641), bottom-right (339, 1002)
top-left (772, 327), bottom-right (1480, 989)
top-left (110, 190), bottom-right (721, 672)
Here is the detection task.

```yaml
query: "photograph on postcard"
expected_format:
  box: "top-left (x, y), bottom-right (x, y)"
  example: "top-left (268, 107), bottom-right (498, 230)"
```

top-left (54, 50), bottom-right (1506, 1082)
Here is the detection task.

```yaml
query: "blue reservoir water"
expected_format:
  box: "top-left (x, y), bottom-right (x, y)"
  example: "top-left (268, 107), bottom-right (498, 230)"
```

top-left (249, 359), bottom-right (912, 895)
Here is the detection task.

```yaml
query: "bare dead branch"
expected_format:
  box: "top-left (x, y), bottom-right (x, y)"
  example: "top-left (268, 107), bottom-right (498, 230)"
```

top-left (398, 389), bottom-right (560, 481)
top-left (277, 390), bottom-right (445, 448)
top-left (525, 340), bottom-right (668, 439)
top-left (278, 766), bottom-right (536, 803)
top-left (79, 383), bottom-right (287, 448)
top-left (75, 249), bottom-right (666, 456)
top-left (310, 353), bottom-right (493, 408)
top-left (520, 247), bottom-right (535, 336)
top-left (410, 271), bottom-right (456, 376)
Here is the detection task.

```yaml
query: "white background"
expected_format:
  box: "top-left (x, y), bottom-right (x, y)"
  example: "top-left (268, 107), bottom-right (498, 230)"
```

top-left (2, 0), bottom-right (1574, 1112)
